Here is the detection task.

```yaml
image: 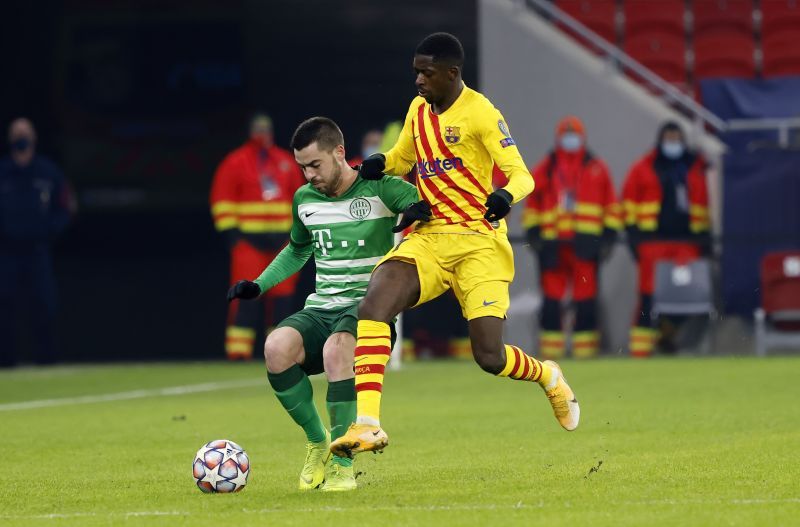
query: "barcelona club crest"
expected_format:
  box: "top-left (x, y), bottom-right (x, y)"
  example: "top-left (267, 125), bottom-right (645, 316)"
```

top-left (444, 126), bottom-right (461, 144)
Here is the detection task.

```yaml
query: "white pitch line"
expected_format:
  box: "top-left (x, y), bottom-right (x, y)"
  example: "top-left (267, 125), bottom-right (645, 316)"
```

top-left (0, 378), bottom-right (263, 412)
top-left (2, 499), bottom-right (799, 520)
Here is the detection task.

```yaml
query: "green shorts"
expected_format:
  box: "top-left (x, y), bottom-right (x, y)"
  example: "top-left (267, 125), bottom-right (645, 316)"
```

top-left (276, 303), bottom-right (397, 376)
top-left (276, 304), bottom-right (359, 375)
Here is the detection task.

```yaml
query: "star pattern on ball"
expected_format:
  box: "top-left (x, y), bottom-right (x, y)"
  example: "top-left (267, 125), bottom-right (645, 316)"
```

top-left (229, 466), bottom-right (249, 488)
top-left (201, 462), bottom-right (224, 488)
top-left (196, 444), bottom-right (216, 460)
top-left (194, 440), bottom-right (249, 493)
top-left (222, 442), bottom-right (241, 463)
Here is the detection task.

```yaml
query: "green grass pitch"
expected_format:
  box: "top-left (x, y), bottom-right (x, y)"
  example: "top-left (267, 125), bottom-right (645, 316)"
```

top-left (1, 357), bottom-right (798, 526)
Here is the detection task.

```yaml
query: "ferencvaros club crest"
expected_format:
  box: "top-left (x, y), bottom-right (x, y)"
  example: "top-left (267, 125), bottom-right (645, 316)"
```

top-left (444, 126), bottom-right (461, 144)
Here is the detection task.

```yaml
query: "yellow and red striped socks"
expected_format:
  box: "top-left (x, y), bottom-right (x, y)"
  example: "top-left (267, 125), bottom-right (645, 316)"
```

top-left (225, 326), bottom-right (255, 360)
top-left (572, 330), bottom-right (599, 359)
top-left (629, 326), bottom-right (658, 358)
top-left (498, 344), bottom-right (554, 388)
top-left (539, 330), bottom-right (565, 360)
top-left (354, 320), bottom-right (392, 426)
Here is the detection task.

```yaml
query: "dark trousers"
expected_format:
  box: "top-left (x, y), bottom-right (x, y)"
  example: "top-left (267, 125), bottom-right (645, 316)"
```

top-left (0, 245), bottom-right (58, 367)
top-left (539, 243), bottom-right (600, 359)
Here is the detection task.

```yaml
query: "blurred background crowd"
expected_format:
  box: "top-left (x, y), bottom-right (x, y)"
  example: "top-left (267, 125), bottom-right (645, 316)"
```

top-left (2, 0), bottom-right (799, 367)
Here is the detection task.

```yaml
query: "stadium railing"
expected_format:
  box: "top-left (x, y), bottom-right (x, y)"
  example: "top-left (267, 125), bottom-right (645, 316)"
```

top-left (726, 117), bottom-right (800, 148)
top-left (521, 0), bottom-right (726, 132)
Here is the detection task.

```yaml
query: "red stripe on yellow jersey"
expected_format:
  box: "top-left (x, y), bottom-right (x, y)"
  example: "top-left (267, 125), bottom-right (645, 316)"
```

top-left (383, 84), bottom-right (534, 236)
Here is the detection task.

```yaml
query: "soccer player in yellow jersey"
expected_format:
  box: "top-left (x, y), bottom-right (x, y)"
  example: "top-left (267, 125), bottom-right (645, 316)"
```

top-left (331, 32), bottom-right (580, 459)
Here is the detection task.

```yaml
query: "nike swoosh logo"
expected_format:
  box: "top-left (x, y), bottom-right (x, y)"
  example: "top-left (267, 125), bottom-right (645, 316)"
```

top-left (304, 211), bottom-right (317, 218)
top-left (372, 430), bottom-right (381, 436)
top-left (354, 356), bottom-right (369, 363)
top-left (482, 300), bottom-right (498, 306)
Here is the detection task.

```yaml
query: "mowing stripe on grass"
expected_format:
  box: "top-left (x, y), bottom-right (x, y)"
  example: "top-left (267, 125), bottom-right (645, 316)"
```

top-left (0, 378), bottom-right (263, 412)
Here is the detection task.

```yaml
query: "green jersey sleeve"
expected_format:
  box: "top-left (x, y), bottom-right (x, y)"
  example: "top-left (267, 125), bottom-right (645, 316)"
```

top-left (289, 190), bottom-right (313, 246)
top-left (378, 175), bottom-right (420, 214)
top-left (253, 191), bottom-right (313, 293)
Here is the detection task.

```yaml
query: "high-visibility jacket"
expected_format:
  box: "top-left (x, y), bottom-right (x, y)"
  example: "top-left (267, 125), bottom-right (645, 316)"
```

top-left (523, 150), bottom-right (622, 243)
top-left (622, 150), bottom-right (709, 236)
top-left (210, 141), bottom-right (303, 237)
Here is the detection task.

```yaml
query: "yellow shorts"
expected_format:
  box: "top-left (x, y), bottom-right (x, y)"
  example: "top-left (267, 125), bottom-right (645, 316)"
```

top-left (375, 231), bottom-right (515, 320)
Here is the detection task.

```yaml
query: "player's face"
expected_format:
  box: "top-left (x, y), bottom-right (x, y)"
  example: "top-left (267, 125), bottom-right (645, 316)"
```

top-left (413, 54), bottom-right (456, 104)
top-left (249, 119), bottom-right (273, 149)
top-left (294, 142), bottom-right (345, 196)
top-left (661, 129), bottom-right (684, 144)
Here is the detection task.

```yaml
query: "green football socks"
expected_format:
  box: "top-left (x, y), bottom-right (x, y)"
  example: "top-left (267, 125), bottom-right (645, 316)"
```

top-left (268, 365), bottom-right (327, 444)
top-left (326, 378), bottom-right (356, 467)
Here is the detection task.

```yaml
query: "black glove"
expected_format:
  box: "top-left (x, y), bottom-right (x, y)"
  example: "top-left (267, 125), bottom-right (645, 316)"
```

top-left (227, 280), bottom-right (261, 302)
top-left (392, 200), bottom-right (432, 233)
top-left (625, 228), bottom-right (640, 261)
top-left (598, 240), bottom-right (614, 261)
top-left (696, 233), bottom-right (713, 258)
top-left (525, 228), bottom-right (542, 252)
top-left (483, 189), bottom-right (513, 221)
top-left (357, 153), bottom-right (386, 180)
top-left (598, 228), bottom-right (618, 261)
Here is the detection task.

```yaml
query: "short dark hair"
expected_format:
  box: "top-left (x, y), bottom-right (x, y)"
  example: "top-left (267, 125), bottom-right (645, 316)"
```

top-left (248, 112), bottom-right (272, 131)
top-left (657, 120), bottom-right (685, 143)
top-left (415, 32), bottom-right (464, 67)
top-left (290, 117), bottom-right (344, 152)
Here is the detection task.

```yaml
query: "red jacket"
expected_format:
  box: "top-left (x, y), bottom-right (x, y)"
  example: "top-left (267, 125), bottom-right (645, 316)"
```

top-left (523, 149), bottom-right (621, 241)
top-left (622, 150), bottom-right (709, 235)
top-left (210, 142), bottom-right (303, 235)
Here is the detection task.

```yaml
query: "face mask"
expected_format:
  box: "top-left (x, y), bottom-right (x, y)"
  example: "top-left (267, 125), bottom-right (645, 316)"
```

top-left (661, 141), bottom-right (684, 159)
top-left (559, 133), bottom-right (583, 152)
top-left (362, 146), bottom-right (379, 160)
top-left (11, 138), bottom-right (31, 152)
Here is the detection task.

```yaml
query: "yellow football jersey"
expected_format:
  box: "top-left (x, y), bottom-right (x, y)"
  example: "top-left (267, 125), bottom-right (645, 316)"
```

top-left (384, 84), bottom-right (533, 235)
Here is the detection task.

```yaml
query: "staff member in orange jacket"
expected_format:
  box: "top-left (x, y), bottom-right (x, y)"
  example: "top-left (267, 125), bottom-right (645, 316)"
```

top-left (622, 121), bottom-right (711, 358)
top-left (210, 114), bottom-right (305, 360)
top-left (522, 116), bottom-right (621, 359)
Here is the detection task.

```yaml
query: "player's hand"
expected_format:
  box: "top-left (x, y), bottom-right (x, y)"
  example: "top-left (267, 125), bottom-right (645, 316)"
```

top-left (525, 228), bottom-right (542, 252)
top-left (392, 200), bottom-right (432, 233)
top-left (357, 153), bottom-right (386, 180)
top-left (483, 189), bottom-right (513, 221)
top-left (227, 280), bottom-right (261, 302)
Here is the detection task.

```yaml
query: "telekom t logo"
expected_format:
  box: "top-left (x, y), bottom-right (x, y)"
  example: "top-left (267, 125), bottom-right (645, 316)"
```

top-left (312, 229), bottom-right (332, 256)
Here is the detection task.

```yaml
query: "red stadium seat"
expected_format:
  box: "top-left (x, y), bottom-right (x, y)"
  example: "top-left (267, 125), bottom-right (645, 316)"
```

top-left (761, 252), bottom-right (800, 314)
top-left (762, 31), bottom-right (800, 76)
top-left (624, 0), bottom-right (686, 38)
top-left (694, 30), bottom-right (756, 78)
top-left (692, 0), bottom-right (754, 36)
top-left (556, 0), bottom-right (618, 44)
top-left (625, 30), bottom-right (688, 84)
top-left (755, 251), bottom-right (800, 355)
top-left (761, 0), bottom-right (800, 35)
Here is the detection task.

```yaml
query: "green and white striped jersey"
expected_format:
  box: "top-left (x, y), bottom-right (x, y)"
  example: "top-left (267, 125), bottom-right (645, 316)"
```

top-left (290, 176), bottom-right (418, 310)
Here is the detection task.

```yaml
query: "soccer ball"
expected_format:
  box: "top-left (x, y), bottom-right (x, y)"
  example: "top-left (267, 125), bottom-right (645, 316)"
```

top-left (192, 439), bottom-right (250, 493)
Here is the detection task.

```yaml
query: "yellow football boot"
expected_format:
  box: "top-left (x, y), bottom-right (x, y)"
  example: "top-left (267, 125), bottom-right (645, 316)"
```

top-left (329, 423), bottom-right (388, 458)
top-left (320, 462), bottom-right (357, 492)
top-left (543, 360), bottom-right (580, 431)
top-left (298, 431), bottom-right (331, 490)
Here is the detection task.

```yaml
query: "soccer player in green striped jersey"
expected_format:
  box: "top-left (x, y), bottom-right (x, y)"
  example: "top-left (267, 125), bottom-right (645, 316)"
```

top-left (227, 117), bottom-right (422, 492)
